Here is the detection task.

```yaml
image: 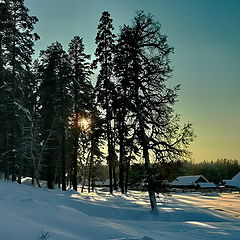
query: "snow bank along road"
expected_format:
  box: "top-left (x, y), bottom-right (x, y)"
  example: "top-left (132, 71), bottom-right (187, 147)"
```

top-left (0, 181), bottom-right (240, 240)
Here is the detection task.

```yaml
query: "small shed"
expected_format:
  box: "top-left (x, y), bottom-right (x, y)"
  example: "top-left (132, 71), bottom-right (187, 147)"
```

top-left (94, 179), bottom-right (112, 187)
top-left (171, 175), bottom-right (209, 188)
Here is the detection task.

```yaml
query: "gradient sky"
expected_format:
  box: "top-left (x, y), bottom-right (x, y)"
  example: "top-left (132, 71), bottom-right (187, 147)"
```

top-left (25, 0), bottom-right (240, 162)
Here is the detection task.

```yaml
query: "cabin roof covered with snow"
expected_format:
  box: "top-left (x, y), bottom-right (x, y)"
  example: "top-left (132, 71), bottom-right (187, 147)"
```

top-left (196, 182), bottom-right (216, 188)
top-left (224, 179), bottom-right (240, 188)
top-left (171, 175), bottom-right (209, 186)
top-left (232, 172), bottom-right (240, 180)
top-left (223, 172), bottom-right (240, 188)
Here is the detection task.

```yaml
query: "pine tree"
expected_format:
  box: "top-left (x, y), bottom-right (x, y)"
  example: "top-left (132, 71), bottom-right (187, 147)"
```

top-left (114, 11), bottom-right (194, 212)
top-left (0, 0), bottom-right (39, 182)
top-left (68, 36), bottom-right (93, 191)
top-left (94, 11), bottom-right (116, 194)
top-left (113, 25), bottom-right (140, 194)
top-left (23, 60), bottom-right (43, 186)
top-left (0, 1), bottom-right (10, 85)
top-left (39, 42), bottom-right (71, 190)
top-left (86, 102), bottom-right (105, 192)
top-left (0, 1), bottom-right (11, 177)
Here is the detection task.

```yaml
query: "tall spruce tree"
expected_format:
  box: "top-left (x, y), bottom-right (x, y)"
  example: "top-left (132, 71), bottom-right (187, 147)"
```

top-left (94, 11), bottom-right (116, 194)
top-left (39, 42), bottom-right (71, 190)
top-left (68, 36), bottom-right (93, 191)
top-left (114, 27), bottom-right (137, 193)
top-left (0, 1), bottom-right (10, 84)
top-left (0, 0), bottom-right (39, 182)
top-left (22, 60), bottom-right (42, 186)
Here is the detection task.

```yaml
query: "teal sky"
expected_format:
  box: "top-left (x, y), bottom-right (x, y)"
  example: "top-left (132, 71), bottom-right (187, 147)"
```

top-left (25, 0), bottom-right (240, 162)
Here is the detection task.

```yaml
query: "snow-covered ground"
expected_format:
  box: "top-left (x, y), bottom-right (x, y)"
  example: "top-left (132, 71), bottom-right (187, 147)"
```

top-left (1, 181), bottom-right (240, 240)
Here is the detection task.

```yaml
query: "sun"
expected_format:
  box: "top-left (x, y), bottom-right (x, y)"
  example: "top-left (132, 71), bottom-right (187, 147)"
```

top-left (78, 117), bottom-right (91, 131)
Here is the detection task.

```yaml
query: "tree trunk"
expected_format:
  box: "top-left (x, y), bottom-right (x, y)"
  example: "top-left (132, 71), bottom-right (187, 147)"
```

top-left (81, 151), bottom-right (90, 193)
top-left (3, 120), bottom-right (9, 180)
top-left (0, 34), bottom-right (4, 86)
top-left (17, 155), bottom-right (23, 184)
top-left (119, 111), bottom-right (125, 194)
top-left (125, 158), bottom-right (130, 193)
top-left (106, 98), bottom-right (113, 194)
top-left (11, 40), bottom-right (16, 182)
top-left (47, 151), bottom-right (54, 189)
top-left (17, 126), bottom-right (25, 184)
top-left (139, 119), bottom-right (158, 214)
top-left (11, 142), bottom-right (16, 182)
top-left (31, 167), bottom-right (34, 185)
top-left (88, 140), bottom-right (93, 193)
top-left (134, 67), bottom-right (158, 213)
top-left (60, 79), bottom-right (67, 191)
top-left (61, 124), bottom-right (66, 191)
top-left (113, 165), bottom-right (117, 191)
top-left (72, 114), bottom-right (79, 191)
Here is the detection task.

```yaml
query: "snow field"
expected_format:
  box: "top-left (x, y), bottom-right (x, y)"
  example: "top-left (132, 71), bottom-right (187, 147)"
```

top-left (0, 181), bottom-right (240, 240)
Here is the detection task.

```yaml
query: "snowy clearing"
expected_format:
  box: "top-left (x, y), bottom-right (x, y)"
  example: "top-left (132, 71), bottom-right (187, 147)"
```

top-left (0, 182), bottom-right (240, 240)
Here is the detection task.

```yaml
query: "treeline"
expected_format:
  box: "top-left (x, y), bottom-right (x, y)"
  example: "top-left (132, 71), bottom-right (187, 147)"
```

top-left (0, 0), bottom-right (195, 212)
top-left (181, 159), bottom-right (240, 184)
top-left (127, 159), bottom-right (240, 185)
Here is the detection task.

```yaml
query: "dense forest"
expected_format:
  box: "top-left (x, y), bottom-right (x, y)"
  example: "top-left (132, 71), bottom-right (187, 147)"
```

top-left (181, 159), bottom-right (240, 184)
top-left (127, 159), bottom-right (240, 186)
top-left (1, 0), bottom-right (227, 213)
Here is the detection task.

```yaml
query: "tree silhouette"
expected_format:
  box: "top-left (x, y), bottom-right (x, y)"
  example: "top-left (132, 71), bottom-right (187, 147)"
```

top-left (94, 11), bottom-right (116, 194)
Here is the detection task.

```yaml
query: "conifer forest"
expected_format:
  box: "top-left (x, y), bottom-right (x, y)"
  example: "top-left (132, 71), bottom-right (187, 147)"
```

top-left (0, 0), bottom-right (196, 212)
